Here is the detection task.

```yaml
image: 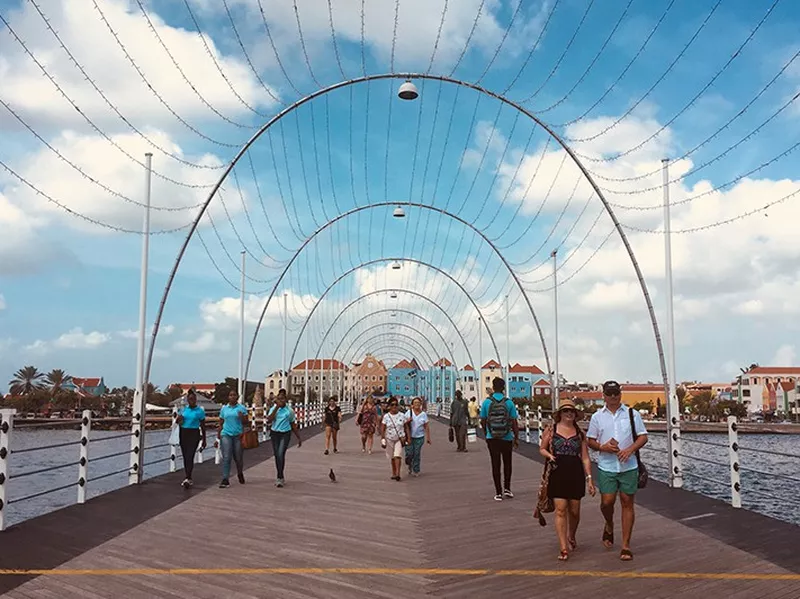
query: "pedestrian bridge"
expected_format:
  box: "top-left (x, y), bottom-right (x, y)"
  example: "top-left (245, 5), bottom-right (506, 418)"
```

top-left (0, 418), bottom-right (798, 598)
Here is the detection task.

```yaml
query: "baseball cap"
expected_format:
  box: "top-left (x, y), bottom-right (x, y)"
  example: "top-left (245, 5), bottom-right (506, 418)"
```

top-left (602, 380), bottom-right (621, 396)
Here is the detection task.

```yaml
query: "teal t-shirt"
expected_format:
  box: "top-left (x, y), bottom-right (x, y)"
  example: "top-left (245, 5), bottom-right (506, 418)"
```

top-left (219, 404), bottom-right (247, 437)
top-left (179, 405), bottom-right (205, 430)
top-left (268, 404), bottom-right (295, 433)
top-left (480, 393), bottom-right (518, 441)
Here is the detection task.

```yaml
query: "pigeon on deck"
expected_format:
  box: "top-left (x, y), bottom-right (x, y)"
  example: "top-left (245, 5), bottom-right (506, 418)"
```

top-left (329, 468), bottom-right (336, 483)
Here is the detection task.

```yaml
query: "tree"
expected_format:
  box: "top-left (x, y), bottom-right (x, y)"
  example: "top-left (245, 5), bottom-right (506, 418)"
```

top-left (9, 366), bottom-right (45, 395)
top-left (632, 401), bottom-right (652, 413)
top-left (45, 369), bottom-right (72, 395)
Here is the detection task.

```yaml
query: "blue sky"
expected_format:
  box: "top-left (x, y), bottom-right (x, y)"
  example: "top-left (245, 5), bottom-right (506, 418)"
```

top-left (1, 0), bottom-right (800, 393)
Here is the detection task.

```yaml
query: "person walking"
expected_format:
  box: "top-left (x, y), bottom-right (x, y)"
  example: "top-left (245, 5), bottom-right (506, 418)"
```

top-left (218, 390), bottom-right (248, 489)
top-left (176, 388), bottom-right (207, 489)
top-left (404, 397), bottom-right (431, 476)
top-left (380, 398), bottom-right (408, 481)
top-left (586, 380), bottom-right (648, 561)
top-left (480, 377), bottom-right (519, 501)
top-left (539, 398), bottom-right (596, 561)
top-left (358, 395), bottom-right (379, 454)
top-left (468, 397), bottom-right (480, 427)
top-left (266, 389), bottom-right (303, 487)
top-left (323, 397), bottom-right (342, 455)
top-left (450, 390), bottom-right (469, 452)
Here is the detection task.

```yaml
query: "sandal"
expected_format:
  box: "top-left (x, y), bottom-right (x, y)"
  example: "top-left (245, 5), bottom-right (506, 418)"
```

top-left (558, 550), bottom-right (569, 561)
top-left (569, 537), bottom-right (578, 551)
top-left (620, 549), bottom-right (634, 561)
top-left (602, 525), bottom-right (614, 549)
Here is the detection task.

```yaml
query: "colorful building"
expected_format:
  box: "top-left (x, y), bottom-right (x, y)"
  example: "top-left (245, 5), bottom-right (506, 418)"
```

top-left (290, 359), bottom-right (348, 399)
top-left (480, 360), bottom-right (503, 397)
top-left (456, 365), bottom-right (479, 399)
top-left (64, 377), bottom-right (108, 397)
top-left (388, 359), bottom-right (420, 397)
top-left (732, 366), bottom-right (800, 413)
top-left (508, 363), bottom-right (548, 400)
top-left (346, 354), bottom-right (387, 398)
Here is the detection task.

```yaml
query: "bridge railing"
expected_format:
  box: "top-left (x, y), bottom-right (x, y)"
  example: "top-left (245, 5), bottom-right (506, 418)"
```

top-left (0, 400), bottom-right (351, 531)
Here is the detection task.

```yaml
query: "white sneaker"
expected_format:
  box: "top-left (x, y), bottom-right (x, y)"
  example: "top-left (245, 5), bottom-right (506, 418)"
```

top-left (494, 494), bottom-right (503, 501)
top-left (181, 478), bottom-right (190, 489)
top-left (503, 489), bottom-right (514, 499)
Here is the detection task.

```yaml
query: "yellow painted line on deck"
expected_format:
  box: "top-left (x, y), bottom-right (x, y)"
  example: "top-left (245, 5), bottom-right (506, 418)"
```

top-left (0, 567), bottom-right (798, 581)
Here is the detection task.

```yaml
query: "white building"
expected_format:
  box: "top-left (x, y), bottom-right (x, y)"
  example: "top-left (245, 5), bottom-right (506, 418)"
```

top-left (456, 364), bottom-right (478, 399)
top-left (733, 366), bottom-right (800, 414)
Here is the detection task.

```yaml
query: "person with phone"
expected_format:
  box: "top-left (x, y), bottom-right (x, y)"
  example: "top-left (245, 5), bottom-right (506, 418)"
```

top-left (586, 380), bottom-right (648, 561)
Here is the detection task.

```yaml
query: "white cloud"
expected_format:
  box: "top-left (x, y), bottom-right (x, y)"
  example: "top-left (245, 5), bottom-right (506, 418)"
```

top-left (733, 299), bottom-right (764, 315)
top-left (172, 332), bottom-right (217, 353)
top-left (200, 290), bottom-right (318, 330)
top-left (119, 324), bottom-right (174, 339)
top-left (772, 344), bottom-right (796, 366)
top-left (25, 327), bottom-right (111, 353)
top-left (0, 0), bottom-right (276, 131)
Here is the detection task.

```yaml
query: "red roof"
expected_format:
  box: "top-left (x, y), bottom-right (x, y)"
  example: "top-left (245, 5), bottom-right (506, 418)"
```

top-left (622, 384), bottom-right (665, 392)
top-left (534, 379), bottom-right (551, 387)
top-left (780, 381), bottom-right (795, 392)
top-left (433, 358), bottom-right (453, 367)
top-left (748, 366), bottom-right (800, 375)
top-left (509, 363), bottom-right (545, 375)
top-left (462, 364), bottom-right (474, 371)
top-left (72, 377), bottom-right (102, 387)
top-left (571, 391), bottom-right (603, 401)
top-left (392, 359), bottom-right (415, 369)
top-left (482, 360), bottom-right (501, 369)
top-left (292, 359), bottom-right (348, 371)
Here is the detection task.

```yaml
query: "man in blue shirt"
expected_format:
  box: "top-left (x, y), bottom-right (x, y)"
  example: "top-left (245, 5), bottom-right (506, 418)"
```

top-left (480, 377), bottom-right (519, 501)
top-left (587, 380), bottom-right (648, 561)
top-left (218, 389), bottom-right (248, 489)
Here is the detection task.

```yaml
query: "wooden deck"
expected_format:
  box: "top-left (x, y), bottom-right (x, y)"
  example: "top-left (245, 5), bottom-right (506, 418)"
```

top-left (1, 419), bottom-right (799, 598)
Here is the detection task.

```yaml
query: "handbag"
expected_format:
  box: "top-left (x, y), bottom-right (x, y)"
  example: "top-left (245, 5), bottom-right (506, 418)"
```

top-left (388, 414), bottom-right (407, 447)
top-left (357, 412), bottom-right (363, 425)
top-left (448, 427), bottom-right (454, 443)
top-left (533, 427), bottom-right (555, 526)
top-left (241, 429), bottom-right (259, 450)
top-left (628, 407), bottom-right (648, 489)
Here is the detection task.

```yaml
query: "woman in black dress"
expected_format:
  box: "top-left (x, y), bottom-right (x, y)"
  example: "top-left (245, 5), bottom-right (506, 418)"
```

top-left (323, 397), bottom-right (341, 455)
top-left (539, 398), bottom-right (596, 561)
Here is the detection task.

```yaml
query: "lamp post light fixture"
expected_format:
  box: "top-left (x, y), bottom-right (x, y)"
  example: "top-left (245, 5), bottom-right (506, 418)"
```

top-left (398, 80), bottom-right (419, 101)
top-left (390, 292), bottom-right (397, 299)
top-left (391, 261), bottom-right (401, 270)
top-left (393, 206), bottom-right (406, 218)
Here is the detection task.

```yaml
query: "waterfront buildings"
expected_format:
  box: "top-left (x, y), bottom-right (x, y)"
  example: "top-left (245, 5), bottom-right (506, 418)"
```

top-left (456, 364), bottom-right (478, 399)
top-left (508, 363), bottom-right (548, 400)
top-left (289, 359), bottom-right (347, 399)
top-left (387, 359), bottom-right (420, 397)
top-left (63, 377), bottom-right (108, 397)
top-left (733, 366), bottom-right (800, 413)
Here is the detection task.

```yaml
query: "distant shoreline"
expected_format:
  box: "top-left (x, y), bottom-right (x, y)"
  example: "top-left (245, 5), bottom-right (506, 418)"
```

top-left (523, 419), bottom-right (800, 435)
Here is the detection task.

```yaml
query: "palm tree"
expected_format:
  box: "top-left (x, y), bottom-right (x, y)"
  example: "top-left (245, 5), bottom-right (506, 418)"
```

top-left (45, 369), bottom-right (72, 395)
top-left (9, 366), bottom-right (45, 395)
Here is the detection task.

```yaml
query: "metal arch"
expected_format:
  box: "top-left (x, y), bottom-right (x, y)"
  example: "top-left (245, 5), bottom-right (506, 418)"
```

top-left (287, 259), bottom-right (501, 375)
top-left (147, 73), bottom-right (667, 446)
top-left (333, 313), bottom-right (459, 373)
top-left (313, 289), bottom-right (475, 372)
top-left (348, 334), bottom-right (436, 370)
top-left (247, 201), bottom-right (549, 383)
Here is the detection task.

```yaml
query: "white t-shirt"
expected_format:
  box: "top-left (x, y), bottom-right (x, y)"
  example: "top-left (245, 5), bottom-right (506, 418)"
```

top-left (405, 410), bottom-right (429, 438)
top-left (382, 412), bottom-right (407, 442)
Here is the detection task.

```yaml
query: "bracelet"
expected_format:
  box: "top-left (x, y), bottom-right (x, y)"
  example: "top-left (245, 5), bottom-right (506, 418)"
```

top-left (585, 475), bottom-right (592, 480)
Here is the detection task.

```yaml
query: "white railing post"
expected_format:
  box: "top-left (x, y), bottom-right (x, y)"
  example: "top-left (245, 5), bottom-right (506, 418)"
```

top-left (169, 408), bottom-right (178, 473)
top-left (77, 409), bottom-right (92, 504)
top-left (0, 409), bottom-right (16, 531)
top-left (728, 415), bottom-right (742, 508)
top-left (537, 405), bottom-right (543, 441)
top-left (525, 407), bottom-right (531, 443)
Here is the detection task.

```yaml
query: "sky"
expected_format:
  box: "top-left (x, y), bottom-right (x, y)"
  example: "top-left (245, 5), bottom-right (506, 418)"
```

top-left (1, 0), bottom-right (800, 393)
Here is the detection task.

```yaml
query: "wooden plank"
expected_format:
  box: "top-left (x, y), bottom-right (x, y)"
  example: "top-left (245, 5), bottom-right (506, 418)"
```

top-left (2, 419), bottom-right (799, 598)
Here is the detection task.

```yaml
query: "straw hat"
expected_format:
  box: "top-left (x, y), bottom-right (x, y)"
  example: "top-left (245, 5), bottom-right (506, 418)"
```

top-left (554, 398), bottom-right (584, 420)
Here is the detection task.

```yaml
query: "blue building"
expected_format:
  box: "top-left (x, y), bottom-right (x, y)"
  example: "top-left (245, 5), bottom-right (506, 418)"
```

top-left (428, 358), bottom-right (456, 403)
top-left (64, 377), bottom-right (108, 397)
top-left (508, 364), bottom-right (548, 401)
top-left (388, 359), bottom-right (420, 397)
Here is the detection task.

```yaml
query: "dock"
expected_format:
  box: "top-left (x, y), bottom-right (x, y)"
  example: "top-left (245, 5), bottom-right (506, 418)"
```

top-left (1, 419), bottom-right (798, 598)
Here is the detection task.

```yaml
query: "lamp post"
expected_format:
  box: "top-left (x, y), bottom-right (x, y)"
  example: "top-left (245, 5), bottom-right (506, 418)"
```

top-left (238, 251), bottom-right (245, 404)
top-left (552, 249), bottom-right (559, 412)
top-left (129, 152), bottom-right (152, 486)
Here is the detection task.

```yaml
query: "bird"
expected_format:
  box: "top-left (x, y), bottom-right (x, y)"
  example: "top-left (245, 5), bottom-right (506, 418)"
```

top-left (329, 468), bottom-right (336, 483)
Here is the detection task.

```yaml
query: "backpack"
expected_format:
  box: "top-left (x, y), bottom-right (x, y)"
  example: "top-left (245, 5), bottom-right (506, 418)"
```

top-left (487, 396), bottom-right (510, 439)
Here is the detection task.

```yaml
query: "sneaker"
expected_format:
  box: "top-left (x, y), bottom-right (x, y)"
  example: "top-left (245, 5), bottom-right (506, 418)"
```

top-left (276, 479), bottom-right (284, 488)
top-left (219, 479), bottom-right (230, 489)
top-left (238, 473), bottom-right (245, 485)
top-left (187, 479), bottom-right (194, 487)
top-left (181, 478), bottom-right (190, 489)
top-left (333, 449), bottom-right (338, 454)
top-left (503, 489), bottom-right (514, 499)
top-left (412, 472), bottom-right (420, 477)
top-left (362, 448), bottom-right (366, 453)
top-left (494, 494), bottom-right (503, 501)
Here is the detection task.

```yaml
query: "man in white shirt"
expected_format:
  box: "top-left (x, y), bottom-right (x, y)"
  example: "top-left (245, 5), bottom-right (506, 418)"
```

top-left (586, 380), bottom-right (648, 561)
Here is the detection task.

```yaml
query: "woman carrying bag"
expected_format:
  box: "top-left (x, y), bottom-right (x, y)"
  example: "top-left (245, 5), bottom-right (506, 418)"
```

top-left (380, 398), bottom-right (407, 481)
top-left (538, 399), bottom-right (596, 561)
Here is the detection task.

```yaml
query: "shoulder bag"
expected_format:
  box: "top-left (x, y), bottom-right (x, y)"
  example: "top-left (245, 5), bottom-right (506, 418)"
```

top-left (628, 408), bottom-right (648, 489)
top-left (533, 426), bottom-right (556, 526)
top-left (388, 413), bottom-right (407, 447)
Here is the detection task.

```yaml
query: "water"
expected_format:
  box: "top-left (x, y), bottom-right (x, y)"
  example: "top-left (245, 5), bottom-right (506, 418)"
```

top-left (5, 429), bottom-right (800, 528)
top-left (5, 428), bottom-right (176, 528)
